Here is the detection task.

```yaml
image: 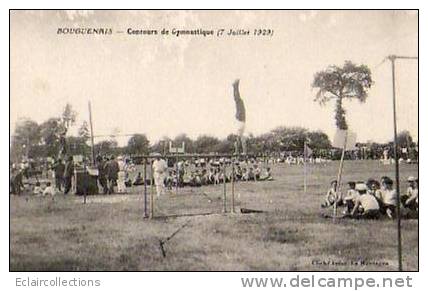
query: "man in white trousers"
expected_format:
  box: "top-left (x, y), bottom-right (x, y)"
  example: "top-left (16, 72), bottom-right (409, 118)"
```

top-left (152, 154), bottom-right (168, 197)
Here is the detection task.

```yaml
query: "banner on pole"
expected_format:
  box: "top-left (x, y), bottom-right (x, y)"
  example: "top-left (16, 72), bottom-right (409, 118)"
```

top-left (332, 130), bottom-right (357, 150)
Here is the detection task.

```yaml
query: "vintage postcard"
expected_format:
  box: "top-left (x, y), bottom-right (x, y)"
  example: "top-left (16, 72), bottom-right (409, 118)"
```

top-left (10, 10), bottom-right (418, 272)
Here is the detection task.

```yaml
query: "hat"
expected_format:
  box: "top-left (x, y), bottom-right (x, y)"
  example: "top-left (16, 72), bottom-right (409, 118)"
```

top-left (117, 156), bottom-right (123, 160)
top-left (407, 176), bottom-right (417, 182)
top-left (356, 183), bottom-right (368, 191)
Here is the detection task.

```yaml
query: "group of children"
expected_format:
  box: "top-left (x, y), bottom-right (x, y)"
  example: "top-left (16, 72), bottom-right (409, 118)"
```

top-left (32, 181), bottom-right (57, 197)
top-left (322, 176), bottom-right (419, 219)
top-left (127, 163), bottom-right (274, 189)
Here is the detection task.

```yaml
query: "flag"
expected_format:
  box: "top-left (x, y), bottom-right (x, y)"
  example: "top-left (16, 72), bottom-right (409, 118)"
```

top-left (233, 79), bottom-right (246, 123)
top-left (304, 143), bottom-right (313, 158)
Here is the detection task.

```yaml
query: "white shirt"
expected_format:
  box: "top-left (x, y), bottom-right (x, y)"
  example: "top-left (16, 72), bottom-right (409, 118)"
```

top-left (381, 189), bottom-right (398, 206)
top-left (344, 189), bottom-right (359, 201)
top-left (153, 159), bottom-right (168, 174)
top-left (43, 186), bottom-right (56, 196)
top-left (118, 160), bottom-right (126, 171)
top-left (356, 194), bottom-right (379, 211)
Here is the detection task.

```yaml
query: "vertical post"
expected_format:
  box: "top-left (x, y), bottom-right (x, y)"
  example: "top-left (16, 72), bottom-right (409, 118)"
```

top-left (143, 158), bottom-right (148, 218)
top-left (150, 159), bottom-right (154, 219)
top-left (175, 149), bottom-right (179, 196)
top-left (334, 131), bottom-right (348, 221)
top-left (83, 165), bottom-right (87, 204)
top-left (304, 141), bottom-right (307, 194)
top-left (390, 56), bottom-right (403, 271)
top-left (222, 161), bottom-right (227, 213)
top-left (231, 158), bottom-right (235, 213)
top-left (88, 101), bottom-right (96, 165)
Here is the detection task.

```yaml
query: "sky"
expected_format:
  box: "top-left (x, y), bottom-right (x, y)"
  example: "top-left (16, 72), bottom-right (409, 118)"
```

top-left (10, 10), bottom-right (418, 146)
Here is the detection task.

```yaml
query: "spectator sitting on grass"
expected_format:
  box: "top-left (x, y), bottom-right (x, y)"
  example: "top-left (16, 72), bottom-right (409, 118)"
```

top-left (343, 181), bottom-right (359, 214)
top-left (403, 176), bottom-right (418, 211)
top-left (43, 181), bottom-right (56, 196)
top-left (378, 177), bottom-right (398, 219)
top-left (350, 183), bottom-right (380, 219)
top-left (33, 181), bottom-right (43, 196)
top-left (366, 178), bottom-right (381, 197)
top-left (259, 167), bottom-right (273, 181)
top-left (321, 180), bottom-right (342, 208)
top-left (132, 172), bottom-right (144, 186)
top-left (254, 164), bottom-right (261, 181)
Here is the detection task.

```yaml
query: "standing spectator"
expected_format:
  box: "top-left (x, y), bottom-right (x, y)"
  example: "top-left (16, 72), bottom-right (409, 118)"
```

top-left (11, 168), bottom-right (24, 195)
top-left (63, 155), bottom-right (74, 195)
top-left (117, 156), bottom-right (127, 193)
top-left (52, 158), bottom-right (65, 191)
top-left (105, 155), bottom-right (119, 194)
top-left (96, 155), bottom-right (108, 194)
top-left (152, 154), bottom-right (168, 196)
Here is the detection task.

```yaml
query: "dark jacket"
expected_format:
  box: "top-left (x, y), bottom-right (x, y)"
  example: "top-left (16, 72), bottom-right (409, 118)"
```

top-left (105, 160), bottom-right (119, 180)
top-left (64, 161), bottom-right (74, 178)
top-left (53, 162), bottom-right (65, 177)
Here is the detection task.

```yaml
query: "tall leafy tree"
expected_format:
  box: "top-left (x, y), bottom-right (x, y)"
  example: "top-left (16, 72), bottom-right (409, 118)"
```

top-left (78, 121), bottom-right (90, 142)
top-left (11, 119), bottom-right (41, 160)
top-left (62, 103), bottom-right (77, 131)
top-left (39, 117), bottom-right (66, 157)
top-left (127, 134), bottom-right (150, 155)
top-left (307, 130), bottom-right (332, 149)
top-left (396, 130), bottom-right (413, 148)
top-left (194, 135), bottom-right (221, 153)
top-left (173, 133), bottom-right (194, 153)
top-left (94, 140), bottom-right (118, 156)
top-left (312, 61), bottom-right (373, 130)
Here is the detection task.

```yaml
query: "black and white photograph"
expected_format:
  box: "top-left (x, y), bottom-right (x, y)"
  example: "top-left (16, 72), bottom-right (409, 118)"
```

top-left (9, 10), bottom-right (418, 273)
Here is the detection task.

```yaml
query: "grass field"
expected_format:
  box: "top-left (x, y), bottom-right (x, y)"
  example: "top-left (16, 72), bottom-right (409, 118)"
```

top-left (10, 160), bottom-right (418, 271)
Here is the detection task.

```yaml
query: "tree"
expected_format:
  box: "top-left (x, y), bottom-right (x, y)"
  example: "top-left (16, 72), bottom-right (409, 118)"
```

top-left (312, 61), bottom-right (373, 130)
top-left (62, 103), bottom-right (77, 131)
top-left (396, 130), bottom-right (413, 148)
top-left (78, 121), bottom-right (90, 142)
top-left (216, 134), bottom-right (238, 154)
top-left (94, 140), bottom-right (118, 156)
top-left (67, 136), bottom-right (90, 156)
top-left (150, 136), bottom-right (172, 155)
top-left (270, 126), bottom-right (308, 151)
top-left (127, 134), bottom-right (150, 155)
top-left (11, 119), bottom-right (41, 161)
top-left (173, 133), bottom-right (194, 153)
top-left (307, 130), bottom-right (332, 150)
top-left (39, 117), bottom-right (66, 157)
top-left (193, 135), bottom-right (221, 153)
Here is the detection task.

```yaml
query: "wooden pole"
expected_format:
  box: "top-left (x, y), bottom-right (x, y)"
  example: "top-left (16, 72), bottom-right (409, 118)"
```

top-left (231, 159), bottom-right (235, 213)
top-left (143, 158), bottom-right (148, 218)
top-left (334, 131), bottom-right (348, 221)
top-left (88, 101), bottom-right (96, 165)
top-left (222, 161), bottom-right (227, 213)
top-left (390, 56), bottom-right (403, 271)
top-left (150, 159), bottom-right (154, 219)
top-left (175, 149), bottom-right (179, 196)
top-left (304, 141), bottom-right (307, 194)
